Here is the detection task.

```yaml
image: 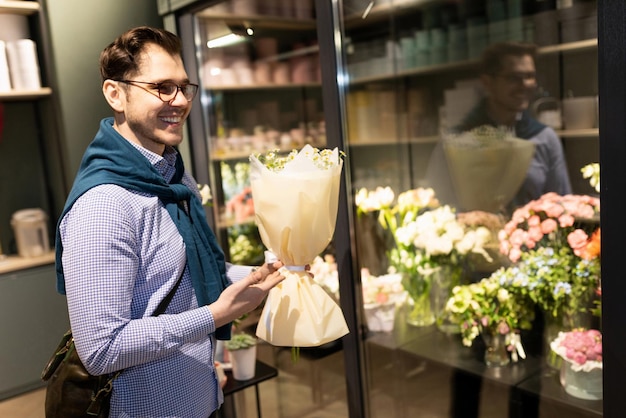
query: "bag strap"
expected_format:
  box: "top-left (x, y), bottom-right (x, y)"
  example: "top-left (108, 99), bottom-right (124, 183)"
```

top-left (153, 267), bottom-right (185, 316)
top-left (87, 268), bottom-right (186, 414)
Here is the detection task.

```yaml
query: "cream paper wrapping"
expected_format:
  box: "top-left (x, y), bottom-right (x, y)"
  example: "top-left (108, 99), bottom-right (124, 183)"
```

top-left (250, 145), bottom-right (349, 347)
top-left (443, 132), bottom-right (535, 212)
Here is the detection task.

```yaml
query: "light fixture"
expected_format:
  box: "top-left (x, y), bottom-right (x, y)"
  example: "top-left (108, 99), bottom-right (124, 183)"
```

top-left (207, 33), bottom-right (246, 49)
top-left (205, 22), bottom-right (253, 49)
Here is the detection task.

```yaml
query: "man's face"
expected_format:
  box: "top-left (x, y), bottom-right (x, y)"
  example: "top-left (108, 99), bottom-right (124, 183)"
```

top-left (482, 54), bottom-right (537, 114)
top-left (117, 43), bottom-right (193, 155)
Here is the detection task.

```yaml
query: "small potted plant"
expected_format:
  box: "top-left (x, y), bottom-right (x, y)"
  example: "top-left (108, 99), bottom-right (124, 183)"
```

top-left (224, 333), bottom-right (257, 381)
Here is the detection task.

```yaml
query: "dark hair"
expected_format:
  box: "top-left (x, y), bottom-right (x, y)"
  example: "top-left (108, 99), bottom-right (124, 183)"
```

top-left (99, 26), bottom-right (182, 83)
top-left (479, 42), bottom-right (538, 75)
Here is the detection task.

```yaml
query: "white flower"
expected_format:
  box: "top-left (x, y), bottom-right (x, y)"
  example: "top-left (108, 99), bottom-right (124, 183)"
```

top-left (581, 163), bottom-right (600, 193)
top-left (355, 186), bottom-right (394, 212)
top-left (197, 184), bottom-right (212, 206)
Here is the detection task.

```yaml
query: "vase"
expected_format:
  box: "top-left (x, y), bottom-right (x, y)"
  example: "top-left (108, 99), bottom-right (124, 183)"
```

top-left (432, 265), bottom-right (462, 334)
top-left (543, 309), bottom-right (592, 369)
top-left (230, 345), bottom-right (257, 380)
top-left (560, 362), bottom-right (603, 400)
top-left (364, 301), bottom-right (396, 332)
top-left (402, 271), bottom-right (436, 327)
top-left (482, 330), bottom-right (510, 367)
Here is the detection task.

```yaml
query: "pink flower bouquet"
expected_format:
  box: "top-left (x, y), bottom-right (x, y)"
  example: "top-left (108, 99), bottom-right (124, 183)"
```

top-left (551, 329), bottom-right (602, 372)
top-left (498, 192), bottom-right (600, 263)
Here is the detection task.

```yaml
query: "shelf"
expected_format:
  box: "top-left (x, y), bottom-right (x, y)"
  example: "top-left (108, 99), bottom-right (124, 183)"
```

top-left (217, 215), bottom-right (256, 230)
top-left (0, 87), bottom-right (52, 101)
top-left (349, 135), bottom-right (439, 146)
top-left (556, 128), bottom-right (599, 138)
top-left (207, 81), bottom-right (320, 92)
top-left (196, 11), bottom-right (316, 31)
top-left (349, 39), bottom-right (598, 85)
top-left (538, 39), bottom-right (598, 55)
top-left (0, 251), bottom-right (55, 275)
top-left (516, 367), bottom-right (602, 416)
top-left (344, 0), bottom-right (441, 28)
top-left (0, 1), bottom-right (39, 15)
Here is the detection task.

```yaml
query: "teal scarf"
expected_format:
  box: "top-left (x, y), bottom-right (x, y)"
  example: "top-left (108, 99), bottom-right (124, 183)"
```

top-left (55, 118), bottom-right (231, 339)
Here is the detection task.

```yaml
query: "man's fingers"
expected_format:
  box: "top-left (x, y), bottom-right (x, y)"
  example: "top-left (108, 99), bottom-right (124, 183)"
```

top-left (255, 271), bottom-right (285, 291)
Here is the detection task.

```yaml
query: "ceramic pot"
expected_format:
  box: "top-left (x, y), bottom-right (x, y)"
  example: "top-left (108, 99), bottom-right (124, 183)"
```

top-left (560, 362), bottom-right (603, 400)
top-left (230, 345), bottom-right (257, 381)
top-left (364, 302), bottom-right (396, 332)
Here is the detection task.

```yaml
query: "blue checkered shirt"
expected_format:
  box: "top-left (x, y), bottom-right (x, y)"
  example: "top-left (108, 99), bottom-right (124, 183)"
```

top-left (60, 141), bottom-right (252, 417)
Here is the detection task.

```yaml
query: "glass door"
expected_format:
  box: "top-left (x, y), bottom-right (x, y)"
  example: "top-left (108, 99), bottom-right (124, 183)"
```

top-left (333, 0), bottom-right (602, 417)
top-left (182, 1), bottom-right (350, 417)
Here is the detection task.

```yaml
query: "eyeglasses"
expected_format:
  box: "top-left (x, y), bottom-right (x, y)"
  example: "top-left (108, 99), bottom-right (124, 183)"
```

top-left (494, 72), bottom-right (537, 84)
top-left (114, 79), bottom-right (199, 102)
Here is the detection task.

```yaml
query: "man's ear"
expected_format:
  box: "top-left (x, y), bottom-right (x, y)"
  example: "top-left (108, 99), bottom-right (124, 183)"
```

top-left (102, 79), bottom-right (125, 112)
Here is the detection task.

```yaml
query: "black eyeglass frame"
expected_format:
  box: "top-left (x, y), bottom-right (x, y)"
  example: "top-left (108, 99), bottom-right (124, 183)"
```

top-left (113, 79), bottom-right (199, 102)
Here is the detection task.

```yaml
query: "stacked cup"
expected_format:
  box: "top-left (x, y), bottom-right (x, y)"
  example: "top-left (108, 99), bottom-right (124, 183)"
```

top-left (6, 39), bottom-right (41, 90)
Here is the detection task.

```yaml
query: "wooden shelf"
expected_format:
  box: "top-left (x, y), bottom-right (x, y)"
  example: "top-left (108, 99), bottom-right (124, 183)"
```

top-left (0, 87), bottom-right (52, 101)
top-left (557, 128), bottom-right (599, 138)
top-left (196, 11), bottom-right (316, 31)
top-left (349, 39), bottom-right (598, 85)
top-left (207, 82), bottom-right (320, 92)
top-left (0, 251), bottom-right (55, 275)
top-left (0, 1), bottom-right (39, 15)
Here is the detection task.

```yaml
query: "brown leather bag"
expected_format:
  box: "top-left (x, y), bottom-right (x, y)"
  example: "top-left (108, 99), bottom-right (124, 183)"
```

top-left (41, 270), bottom-right (184, 417)
top-left (41, 330), bottom-right (117, 417)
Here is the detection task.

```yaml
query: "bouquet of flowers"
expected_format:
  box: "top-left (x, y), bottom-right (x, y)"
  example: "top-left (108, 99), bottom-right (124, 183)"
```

top-left (356, 187), bottom-right (495, 326)
top-left (551, 329), bottom-right (602, 371)
top-left (250, 145), bottom-right (349, 347)
top-left (445, 268), bottom-right (535, 355)
top-left (361, 269), bottom-right (406, 307)
top-left (498, 192), bottom-right (600, 263)
top-left (390, 204), bottom-right (493, 303)
top-left (497, 192), bottom-right (601, 320)
top-left (442, 125), bottom-right (536, 212)
top-left (361, 269), bottom-right (406, 332)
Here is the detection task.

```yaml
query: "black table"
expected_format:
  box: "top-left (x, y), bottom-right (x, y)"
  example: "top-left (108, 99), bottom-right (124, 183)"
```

top-left (219, 360), bottom-right (278, 418)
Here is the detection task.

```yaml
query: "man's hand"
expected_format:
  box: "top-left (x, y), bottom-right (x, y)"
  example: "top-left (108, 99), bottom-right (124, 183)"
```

top-left (209, 261), bottom-right (284, 328)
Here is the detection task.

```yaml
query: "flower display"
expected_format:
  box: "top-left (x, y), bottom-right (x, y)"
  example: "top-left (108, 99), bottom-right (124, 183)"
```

top-left (388, 205), bottom-right (493, 303)
top-left (551, 329), bottom-right (602, 372)
top-left (498, 192), bottom-right (600, 264)
top-left (512, 246), bottom-right (600, 320)
top-left (361, 269), bottom-right (405, 306)
top-left (445, 269), bottom-right (534, 350)
top-left (227, 225), bottom-right (264, 265)
top-left (355, 186), bottom-right (495, 327)
top-left (497, 192), bottom-right (601, 323)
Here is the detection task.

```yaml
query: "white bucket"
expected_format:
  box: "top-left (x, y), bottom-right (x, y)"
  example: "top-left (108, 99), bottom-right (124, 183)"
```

top-left (10, 208), bottom-right (49, 257)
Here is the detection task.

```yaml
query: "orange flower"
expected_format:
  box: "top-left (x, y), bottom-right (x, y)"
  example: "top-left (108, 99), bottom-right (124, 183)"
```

top-left (581, 228), bottom-right (601, 260)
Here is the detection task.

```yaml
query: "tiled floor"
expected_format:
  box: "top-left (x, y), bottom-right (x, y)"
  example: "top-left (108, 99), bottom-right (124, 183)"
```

top-left (0, 340), bottom-right (349, 418)
top-left (0, 336), bottom-right (595, 418)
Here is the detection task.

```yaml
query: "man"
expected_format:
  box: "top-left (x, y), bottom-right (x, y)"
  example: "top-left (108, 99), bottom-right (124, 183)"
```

top-left (427, 41), bottom-right (572, 211)
top-left (55, 26), bottom-right (284, 417)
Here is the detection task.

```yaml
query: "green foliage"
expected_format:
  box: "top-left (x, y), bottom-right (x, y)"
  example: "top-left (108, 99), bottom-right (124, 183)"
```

top-left (224, 333), bottom-right (257, 351)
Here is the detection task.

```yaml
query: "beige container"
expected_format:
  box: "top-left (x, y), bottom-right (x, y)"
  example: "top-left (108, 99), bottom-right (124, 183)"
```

top-left (562, 96), bottom-right (597, 130)
top-left (11, 208), bottom-right (49, 257)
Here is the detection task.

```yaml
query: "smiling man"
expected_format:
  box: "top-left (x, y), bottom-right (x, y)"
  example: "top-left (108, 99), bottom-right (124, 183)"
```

top-left (54, 27), bottom-right (284, 418)
top-left (426, 41), bottom-right (571, 212)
